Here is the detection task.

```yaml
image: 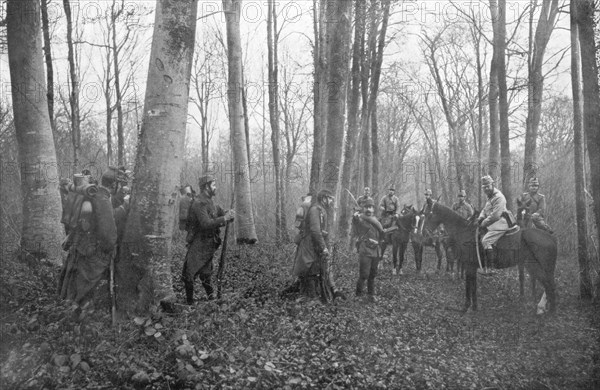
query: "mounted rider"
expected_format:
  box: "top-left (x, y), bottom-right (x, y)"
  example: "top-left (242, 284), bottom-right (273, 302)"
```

top-left (452, 189), bottom-right (474, 219)
top-left (357, 187), bottom-right (373, 209)
top-left (516, 177), bottom-right (553, 234)
top-left (476, 175), bottom-right (511, 275)
top-left (379, 185), bottom-right (400, 228)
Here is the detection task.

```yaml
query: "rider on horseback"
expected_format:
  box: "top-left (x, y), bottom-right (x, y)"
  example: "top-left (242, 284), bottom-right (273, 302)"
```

top-left (379, 185), bottom-right (400, 228)
top-left (452, 189), bottom-right (474, 219)
top-left (357, 187), bottom-right (373, 209)
top-left (516, 177), bottom-right (553, 234)
top-left (476, 175), bottom-right (511, 275)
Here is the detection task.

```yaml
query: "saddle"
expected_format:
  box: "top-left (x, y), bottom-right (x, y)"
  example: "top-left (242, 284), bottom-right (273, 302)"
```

top-left (494, 226), bottom-right (521, 269)
top-left (496, 226), bottom-right (521, 251)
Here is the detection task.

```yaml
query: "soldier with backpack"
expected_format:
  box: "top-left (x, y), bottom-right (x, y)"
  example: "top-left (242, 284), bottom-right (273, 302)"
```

top-left (58, 167), bottom-right (126, 306)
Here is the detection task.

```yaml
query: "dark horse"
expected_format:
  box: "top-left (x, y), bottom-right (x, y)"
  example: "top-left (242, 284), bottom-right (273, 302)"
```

top-left (422, 199), bottom-right (557, 313)
top-left (380, 205), bottom-right (420, 274)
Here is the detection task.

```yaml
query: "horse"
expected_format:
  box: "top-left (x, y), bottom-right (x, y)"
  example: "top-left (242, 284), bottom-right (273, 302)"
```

top-left (411, 208), bottom-right (452, 273)
top-left (422, 199), bottom-right (557, 314)
top-left (379, 205), bottom-right (420, 274)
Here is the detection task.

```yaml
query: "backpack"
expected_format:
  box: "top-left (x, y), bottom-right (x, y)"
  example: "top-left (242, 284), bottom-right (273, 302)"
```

top-left (293, 196), bottom-right (313, 244)
top-left (60, 182), bottom-right (98, 250)
top-left (179, 195), bottom-right (193, 231)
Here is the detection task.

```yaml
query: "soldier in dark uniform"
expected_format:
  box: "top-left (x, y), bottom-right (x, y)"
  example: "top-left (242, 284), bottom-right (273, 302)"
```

top-left (452, 189), bottom-right (474, 219)
top-left (292, 189), bottom-right (343, 301)
top-left (357, 187), bottom-right (373, 208)
top-left (516, 177), bottom-right (553, 233)
top-left (379, 186), bottom-right (400, 227)
top-left (58, 167), bottom-right (122, 306)
top-left (352, 198), bottom-right (384, 302)
top-left (183, 176), bottom-right (235, 304)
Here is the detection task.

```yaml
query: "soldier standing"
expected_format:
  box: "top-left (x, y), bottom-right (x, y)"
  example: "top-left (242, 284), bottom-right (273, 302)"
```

top-left (352, 198), bottom-right (385, 302)
top-left (292, 189), bottom-right (343, 301)
top-left (58, 167), bottom-right (123, 306)
top-left (183, 176), bottom-right (235, 304)
top-left (516, 177), bottom-right (553, 234)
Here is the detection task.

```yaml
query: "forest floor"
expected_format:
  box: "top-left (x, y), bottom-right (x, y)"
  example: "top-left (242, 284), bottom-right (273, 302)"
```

top-left (1, 239), bottom-right (599, 389)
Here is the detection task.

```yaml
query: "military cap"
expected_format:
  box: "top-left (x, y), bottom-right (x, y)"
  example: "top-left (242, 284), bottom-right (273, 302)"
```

top-left (317, 189), bottom-right (334, 199)
top-left (424, 188), bottom-right (433, 196)
top-left (102, 166), bottom-right (129, 184)
top-left (458, 189), bottom-right (466, 197)
top-left (198, 175), bottom-right (215, 189)
top-left (529, 177), bottom-right (539, 186)
top-left (364, 187), bottom-right (370, 192)
top-left (481, 175), bottom-right (495, 185)
top-left (388, 185), bottom-right (396, 191)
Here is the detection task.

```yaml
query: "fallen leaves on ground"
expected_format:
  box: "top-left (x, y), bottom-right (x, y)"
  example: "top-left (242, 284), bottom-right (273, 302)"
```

top-left (1, 241), bottom-right (599, 389)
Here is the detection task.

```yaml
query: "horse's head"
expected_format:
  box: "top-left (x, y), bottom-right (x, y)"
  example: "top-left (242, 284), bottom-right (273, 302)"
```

top-left (422, 198), bottom-right (442, 233)
top-left (398, 204), bottom-right (419, 231)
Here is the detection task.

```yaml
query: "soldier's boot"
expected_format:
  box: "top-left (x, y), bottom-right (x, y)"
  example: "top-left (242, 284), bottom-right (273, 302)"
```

top-left (184, 281), bottom-right (194, 305)
top-left (367, 278), bottom-right (376, 303)
top-left (305, 277), bottom-right (318, 298)
top-left (355, 280), bottom-right (364, 297)
top-left (200, 276), bottom-right (215, 300)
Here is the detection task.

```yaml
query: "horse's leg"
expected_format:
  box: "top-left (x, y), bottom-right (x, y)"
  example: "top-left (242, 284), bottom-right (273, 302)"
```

top-left (391, 237), bottom-right (399, 274)
top-left (518, 261), bottom-right (525, 298)
top-left (413, 242), bottom-right (423, 273)
top-left (435, 241), bottom-right (443, 271)
top-left (536, 292), bottom-right (547, 315)
top-left (398, 241), bottom-right (407, 274)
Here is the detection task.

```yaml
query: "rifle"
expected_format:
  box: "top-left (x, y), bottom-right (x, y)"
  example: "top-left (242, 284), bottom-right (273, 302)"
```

top-left (110, 249), bottom-right (117, 326)
top-left (217, 196), bottom-right (235, 299)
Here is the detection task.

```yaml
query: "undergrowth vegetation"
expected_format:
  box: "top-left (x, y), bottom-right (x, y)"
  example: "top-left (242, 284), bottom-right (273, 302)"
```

top-left (1, 239), bottom-right (599, 389)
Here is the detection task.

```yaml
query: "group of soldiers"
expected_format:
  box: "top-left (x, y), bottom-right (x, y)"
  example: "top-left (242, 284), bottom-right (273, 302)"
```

top-left (57, 164), bottom-right (553, 308)
top-left (291, 175), bottom-right (553, 302)
top-left (58, 166), bottom-right (130, 306)
top-left (58, 168), bottom-right (236, 308)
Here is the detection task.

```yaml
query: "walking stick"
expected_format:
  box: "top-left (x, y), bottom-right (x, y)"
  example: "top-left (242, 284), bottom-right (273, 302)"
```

top-left (110, 249), bottom-right (117, 327)
top-left (217, 196), bottom-right (235, 299)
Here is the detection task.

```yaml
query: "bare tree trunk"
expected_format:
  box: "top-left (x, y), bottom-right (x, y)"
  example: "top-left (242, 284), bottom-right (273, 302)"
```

top-left (577, 0), bottom-right (600, 297)
top-left (475, 22), bottom-right (484, 208)
top-left (497, 0), bottom-right (513, 208)
top-left (524, 0), bottom-right (559, 184)
top-left (488, 0), bottom-right (500, 178)
top-left (111, 0), bottom-right (125, 167)
top-left (309, 0), bottom-right (327, 194)
top-left (7, 0), bottom-right (63, 261)
top-left (63, 0), bottom-right (81, 170)
top-left (570, 0), bottom-right (592, 300)
top-left (41, 0), bottom-right (55, 135)
top-left (267, 0), bottom-right (282, 241)
top-left (117, 0), bottom-right (198, 311)
top-left (322, 0), bottom-right (353, 200)
top-left (223, 0), bottom-right (258, 243)
top-left (104, 45), bottom-right (113, 166)
top-left (368, 0), bottom-right (390, 201)
top-left (338, 0), bottom-right (365, 238)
